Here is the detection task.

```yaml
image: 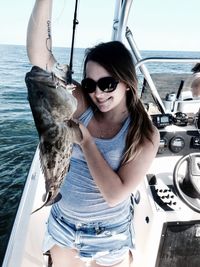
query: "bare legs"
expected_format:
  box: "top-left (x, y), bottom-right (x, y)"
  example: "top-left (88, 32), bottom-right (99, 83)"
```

top-left (50, 245), bottom-right (85, 267)
top-left (50, 245), bottom-right (133, 267)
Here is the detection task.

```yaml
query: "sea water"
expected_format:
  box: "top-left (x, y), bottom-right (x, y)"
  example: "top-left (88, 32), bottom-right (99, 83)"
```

top-left (0, 44), bottom-right (199, 263)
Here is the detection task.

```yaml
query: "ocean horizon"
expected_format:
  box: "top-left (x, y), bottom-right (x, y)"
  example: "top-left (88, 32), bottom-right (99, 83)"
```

top-left (1, 42), bottom-right (200, 52)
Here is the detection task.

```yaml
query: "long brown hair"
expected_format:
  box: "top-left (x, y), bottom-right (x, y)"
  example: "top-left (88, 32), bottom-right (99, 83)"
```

top-left (82, 41), bottom-right (154, 164)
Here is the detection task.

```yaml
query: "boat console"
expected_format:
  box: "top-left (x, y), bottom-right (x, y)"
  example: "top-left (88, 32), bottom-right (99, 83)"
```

top-left (133, 112), bottom-right (200, 267)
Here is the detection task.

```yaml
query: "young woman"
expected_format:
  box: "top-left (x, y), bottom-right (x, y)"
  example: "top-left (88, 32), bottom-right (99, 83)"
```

top-left (27, 1), bottom-right (160, 266)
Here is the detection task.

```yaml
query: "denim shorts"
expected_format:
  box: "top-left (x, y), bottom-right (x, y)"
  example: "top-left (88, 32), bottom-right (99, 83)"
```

top-left (43, 205), bottom-right (135, 266)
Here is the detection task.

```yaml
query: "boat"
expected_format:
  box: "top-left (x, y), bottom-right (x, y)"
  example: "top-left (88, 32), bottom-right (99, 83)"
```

top-left (2, 0), bottom-right (200, 266)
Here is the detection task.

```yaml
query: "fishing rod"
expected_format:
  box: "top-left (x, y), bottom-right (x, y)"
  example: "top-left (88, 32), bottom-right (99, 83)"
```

top-left (66, 0), bottom-right (79, 84)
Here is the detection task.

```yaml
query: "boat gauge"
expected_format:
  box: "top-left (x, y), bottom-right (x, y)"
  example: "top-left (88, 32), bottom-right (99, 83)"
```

top-left (158, 138), bottom-right (168, 154)
top-left (169, 136), bottom-right (185, 153)
top-left (151, 114), bottom-right (173, 129)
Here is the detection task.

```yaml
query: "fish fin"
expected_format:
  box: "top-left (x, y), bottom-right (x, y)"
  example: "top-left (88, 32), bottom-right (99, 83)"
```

top-left (45, 192), bottom-right (62, 206)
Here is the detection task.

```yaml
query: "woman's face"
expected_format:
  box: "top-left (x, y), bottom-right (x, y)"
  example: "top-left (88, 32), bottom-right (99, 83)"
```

top-left (84, 60), bottom-right (127, 113)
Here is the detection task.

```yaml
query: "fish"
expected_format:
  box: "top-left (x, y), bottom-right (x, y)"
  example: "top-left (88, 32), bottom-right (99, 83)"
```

top-left (25, 65), bottom-right (82, 213)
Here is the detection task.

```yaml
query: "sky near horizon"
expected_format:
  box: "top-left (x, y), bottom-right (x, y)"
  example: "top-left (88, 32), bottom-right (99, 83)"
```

top-left (0, 0), bottom-right (200, 51)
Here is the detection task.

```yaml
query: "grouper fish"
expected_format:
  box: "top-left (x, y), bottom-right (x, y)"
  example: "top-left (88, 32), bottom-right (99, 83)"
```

top-left (25, 65), bottom-right (82, 213)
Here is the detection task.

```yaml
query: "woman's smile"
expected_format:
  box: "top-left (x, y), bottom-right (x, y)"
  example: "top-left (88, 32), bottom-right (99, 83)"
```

top-left (95, 95), bottom-right (113, 110)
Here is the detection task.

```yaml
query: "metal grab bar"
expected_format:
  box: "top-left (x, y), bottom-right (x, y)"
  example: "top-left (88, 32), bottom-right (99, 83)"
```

top-left (135, 57), bottom-right (200, 69)
top-left (126, 27), bottom-right (166, 113)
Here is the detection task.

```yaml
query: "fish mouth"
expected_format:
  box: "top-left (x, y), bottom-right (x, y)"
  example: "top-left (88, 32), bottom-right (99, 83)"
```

top-left (26, 66), bottom-right (76, 91)
top-left (25, 66), bottom-right (55, 87)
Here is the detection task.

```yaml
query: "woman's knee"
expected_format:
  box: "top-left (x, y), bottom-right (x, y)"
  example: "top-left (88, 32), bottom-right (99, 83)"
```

top-left (90, 250), bottom-right (132, 267)
top-left (50, 245), bottom-right (84, 267)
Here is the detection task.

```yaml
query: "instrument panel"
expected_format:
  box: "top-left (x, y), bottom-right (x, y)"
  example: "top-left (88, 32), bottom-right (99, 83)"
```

top-left (151, 112), bottom-right (200, 156)
top-left (157, 129), bottom-right (200, 156)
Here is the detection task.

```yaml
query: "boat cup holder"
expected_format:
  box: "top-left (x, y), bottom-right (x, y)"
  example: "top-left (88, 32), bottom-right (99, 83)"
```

top-left (173, 152), bottom-right (200, 213)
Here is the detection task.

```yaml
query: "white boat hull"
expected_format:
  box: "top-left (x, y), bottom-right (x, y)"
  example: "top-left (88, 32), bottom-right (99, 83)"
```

top-left (12, 126), bottom-right (200, 267)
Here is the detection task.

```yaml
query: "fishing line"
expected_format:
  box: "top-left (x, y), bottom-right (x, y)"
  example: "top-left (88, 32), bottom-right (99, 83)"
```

top-left (53, 0), bottom-right (67, 22)
top-left (66, 0), bottom-right (79, 84)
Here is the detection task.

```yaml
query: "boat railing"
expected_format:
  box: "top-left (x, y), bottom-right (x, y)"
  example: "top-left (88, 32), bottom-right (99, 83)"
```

top-left (126, 27), bottom-right (200, 114)
top-left (135, 57), bottom-right (200, 69)
top-left (134, 55), bottom-right (200, 114)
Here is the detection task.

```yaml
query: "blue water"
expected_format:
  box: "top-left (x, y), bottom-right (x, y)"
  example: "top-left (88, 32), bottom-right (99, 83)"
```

top-left (0, 44), bottom-right (199, 263)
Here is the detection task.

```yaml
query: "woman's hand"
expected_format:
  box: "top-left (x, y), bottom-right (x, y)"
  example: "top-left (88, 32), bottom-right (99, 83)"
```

top-left (77, 123), bottom-right (93, 147)
top-left (68, 120), bottom-right (92, 147)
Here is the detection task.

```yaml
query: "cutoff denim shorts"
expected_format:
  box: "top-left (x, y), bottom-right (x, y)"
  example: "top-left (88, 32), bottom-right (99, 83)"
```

top-left (43, 205), bottom-right (135, 266)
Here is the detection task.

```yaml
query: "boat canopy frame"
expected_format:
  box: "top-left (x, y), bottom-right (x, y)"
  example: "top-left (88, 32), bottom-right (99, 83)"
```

top-left (112, 0), bottom-right (200, 114)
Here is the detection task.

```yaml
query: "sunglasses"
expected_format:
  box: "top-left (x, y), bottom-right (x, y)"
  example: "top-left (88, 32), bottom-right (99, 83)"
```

top-left (81, 77), bottom-right (119, 93)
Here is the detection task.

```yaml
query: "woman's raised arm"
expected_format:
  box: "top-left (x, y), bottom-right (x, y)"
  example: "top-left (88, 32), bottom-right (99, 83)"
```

top-left (26, 0), bottom-right (56, 70)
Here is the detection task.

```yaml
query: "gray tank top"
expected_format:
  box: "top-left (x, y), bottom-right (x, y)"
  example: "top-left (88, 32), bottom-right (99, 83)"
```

top-left (58, 107), bottom-right (132, 222)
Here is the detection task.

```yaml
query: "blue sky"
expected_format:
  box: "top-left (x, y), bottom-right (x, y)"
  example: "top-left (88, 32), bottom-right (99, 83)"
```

top-left (0, 0), bottom-right (200, 51)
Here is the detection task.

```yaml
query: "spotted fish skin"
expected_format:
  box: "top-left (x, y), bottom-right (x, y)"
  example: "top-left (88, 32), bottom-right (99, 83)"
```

top-left (25, 66), bottom-right (81, 211)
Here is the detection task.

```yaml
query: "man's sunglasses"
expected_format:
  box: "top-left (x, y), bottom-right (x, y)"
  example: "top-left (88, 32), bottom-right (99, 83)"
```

top-left (81, 77), bottom-right (119, 93)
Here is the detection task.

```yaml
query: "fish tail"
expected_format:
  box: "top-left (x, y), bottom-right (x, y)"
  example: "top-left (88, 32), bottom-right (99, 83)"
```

top-left (31, 202), bottom-right (48, 214)
top-left (31, 192), bottom-right (62, 214)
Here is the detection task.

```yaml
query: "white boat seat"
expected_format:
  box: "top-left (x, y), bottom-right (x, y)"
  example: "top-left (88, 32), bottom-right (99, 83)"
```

top-left (175, 99), bottom-right (200, 114)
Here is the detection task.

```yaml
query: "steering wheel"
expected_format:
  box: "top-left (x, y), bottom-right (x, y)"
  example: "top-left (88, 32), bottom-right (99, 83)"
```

top-left (173, 152), bottom-right (200, 213)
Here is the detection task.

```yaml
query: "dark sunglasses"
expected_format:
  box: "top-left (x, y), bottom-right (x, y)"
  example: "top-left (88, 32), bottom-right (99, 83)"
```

top-left (81, 77), bottom-right (119, 93)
